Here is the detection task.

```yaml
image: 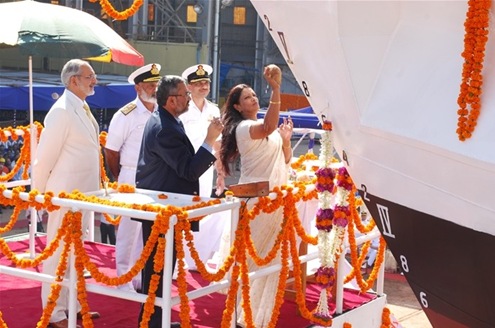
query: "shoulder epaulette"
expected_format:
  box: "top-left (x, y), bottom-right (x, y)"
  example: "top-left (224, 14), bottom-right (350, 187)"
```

top-left (120, 103), bottom-right (137, 115)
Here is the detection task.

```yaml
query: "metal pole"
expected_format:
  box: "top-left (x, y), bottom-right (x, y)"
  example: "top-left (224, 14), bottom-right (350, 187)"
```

top-left (253, 16), bottom-right (264, 99)
top-left (212, 0), bottom-right (220, 103)
top-left (205, 0), bottom-right (214, 65)
top-left (28, 55), bottom-right (37, 258)
top-left (68, 246), bottom-right (78, 328)
top-left (160, 215), bottom-right (177, 327)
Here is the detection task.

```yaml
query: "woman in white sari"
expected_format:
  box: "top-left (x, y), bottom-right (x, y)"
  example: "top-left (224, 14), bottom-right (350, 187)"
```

top-left (217, 64), bottom-right (293, 327)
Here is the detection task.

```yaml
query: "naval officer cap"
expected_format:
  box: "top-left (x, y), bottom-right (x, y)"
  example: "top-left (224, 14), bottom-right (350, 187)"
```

top-left (128, 63), bottom-right (162, 84)
top-left (182, 64), bottom-right (213, 83)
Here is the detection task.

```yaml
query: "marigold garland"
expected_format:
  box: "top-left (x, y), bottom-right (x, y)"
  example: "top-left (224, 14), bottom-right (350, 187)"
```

top-left (0, 123), bottom-right (42, 183)
top-left (290, 152), bottom-right (318, 171)
top-left (344, 202), bottom-right (387, 291)
top-left (89, 0), bottom-right (144, 21)
top-left (381, 307), bottom-right (392, 328)
top-left (37, 215), bottom-right (72, 328)
top-left (0, 312), bottom-right (6, 328)
top-left (456, 0), bottom-right (492, 141)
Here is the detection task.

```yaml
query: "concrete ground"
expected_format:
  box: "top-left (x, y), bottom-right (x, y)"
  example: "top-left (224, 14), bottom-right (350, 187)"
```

top-left (384, 275), bottom-right (432, 328)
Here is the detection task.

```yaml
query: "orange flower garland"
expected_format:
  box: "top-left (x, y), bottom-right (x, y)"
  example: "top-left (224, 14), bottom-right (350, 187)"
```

top-left (344, 205), bottom-right (387, 291)
top-left (70, 212), bottom-right (95, 328)
top-left (0, 312), bottom-right (6, 328)
top-left (0, 124), bottom-right (41, 183)
top-left (37, 215), bottom-right (72, 328)
top-left (174, 211), bottom-right (193, 327)
top-left (457, 0), bottom-right (492, 141)
top-left (290, 152), bottom-right (318, 171)
top-left (89, 0), bottom-right (144, 21)
top-left (381, 307), bottom-right (392, 328)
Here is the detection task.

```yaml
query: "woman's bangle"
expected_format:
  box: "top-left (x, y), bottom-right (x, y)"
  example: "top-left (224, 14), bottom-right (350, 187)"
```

top-left (270, 101), bottom-right (281, 105)
top-left (283, 144), bottom-right (291, 149)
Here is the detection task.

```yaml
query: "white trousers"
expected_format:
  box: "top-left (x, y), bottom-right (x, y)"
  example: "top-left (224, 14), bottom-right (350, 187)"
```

top-left (182, 165), bottom-right (219, 270)
top-left (115, 167), bottom-right (142, 291)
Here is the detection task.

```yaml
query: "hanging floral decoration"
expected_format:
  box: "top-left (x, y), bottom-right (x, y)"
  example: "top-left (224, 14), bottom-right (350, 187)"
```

top-left (0, 123), bottom-right (43, 183)
top-left (89, 0), bottom-right (144, 21)
top-left (312, 118), bottom-right (336, 321)
top-left (0, 312), bottom-right (6, 328)
top-left (380, 307), bottom-right (398, 328)
top-left (312, 117), bottom-right (354, 322)
top-left (456, 0), bottom-right (492, 141)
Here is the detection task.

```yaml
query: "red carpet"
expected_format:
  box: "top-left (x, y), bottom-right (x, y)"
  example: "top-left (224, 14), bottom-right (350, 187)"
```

top-left (0, 236), bottom-right (376, 327)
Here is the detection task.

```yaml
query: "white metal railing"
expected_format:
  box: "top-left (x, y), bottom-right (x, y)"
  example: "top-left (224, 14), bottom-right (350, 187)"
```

top-left (0, 129), bottom-right (385, 327)
top-left (0, 188), bottom-right (241, 327)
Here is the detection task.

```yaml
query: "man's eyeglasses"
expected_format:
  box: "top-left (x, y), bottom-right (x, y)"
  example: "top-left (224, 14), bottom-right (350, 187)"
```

top-left (75, 74), bottom-right (97, 80)
top-left (170, 91), bottom-right (191, 98)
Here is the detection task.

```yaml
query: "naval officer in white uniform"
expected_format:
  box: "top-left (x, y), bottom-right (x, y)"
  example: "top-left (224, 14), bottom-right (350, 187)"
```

top-left (179, 64), bottom-right (227, 271)
top-left (104, 63), bottom-right (161, 292)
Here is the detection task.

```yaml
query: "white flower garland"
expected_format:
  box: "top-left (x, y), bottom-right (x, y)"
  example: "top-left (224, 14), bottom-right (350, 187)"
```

top-left (313, 120), bottom-right (351, 321)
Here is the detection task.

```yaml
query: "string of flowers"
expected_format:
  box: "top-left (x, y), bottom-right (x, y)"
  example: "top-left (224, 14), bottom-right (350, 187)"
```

top-left (98, 131), bottom-right (111, 187)
top-left (286, 198), bottom-right (332, 327)
top-left (0, 312), bottom-right (6, 328)
top-left (70, 211), bottom-right (95, 328)
top-left (89, 0), bottom-right (144, 21)
top-left (291, 152), bottom-right (318, 171)
top-left (313, 118), bottom-right (337, 322)
top-left (173, 210), bottom-right (194, 327)
top-left (0, 123), bottom-right (42, 183)
top-left (36, 215), bottom-right (72, 328)
top-left (344, 200), bottom-right (387, 291)
top-left (266, 189), bottom-right (297, 326)
top-left (456, 0), bottom-right (492, 141)
top-left (381, 307), bottom-right (392, 328)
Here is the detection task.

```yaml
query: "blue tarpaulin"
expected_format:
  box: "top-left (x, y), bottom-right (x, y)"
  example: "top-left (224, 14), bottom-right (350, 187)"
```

top-left (0, 70), bottom-right (135, 111)
top-left (0, 83), bottom-right (135, 111)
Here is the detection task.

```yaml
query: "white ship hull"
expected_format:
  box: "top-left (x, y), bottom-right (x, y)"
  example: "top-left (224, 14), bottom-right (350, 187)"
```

top-left (251, 1), bottom-right (495, 327)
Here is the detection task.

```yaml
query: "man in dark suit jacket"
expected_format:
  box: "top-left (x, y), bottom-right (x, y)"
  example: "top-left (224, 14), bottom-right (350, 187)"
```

top-left (135, 75), bottom-right (223, 328)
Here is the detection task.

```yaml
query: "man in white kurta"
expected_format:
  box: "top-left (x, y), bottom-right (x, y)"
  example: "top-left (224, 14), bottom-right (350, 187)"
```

top-left (104, 63), bottom-right (161, 292)
top-left (33, 59), bottom-right (101, 328)
top-left (179, 64), bottom-right (224, 270)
